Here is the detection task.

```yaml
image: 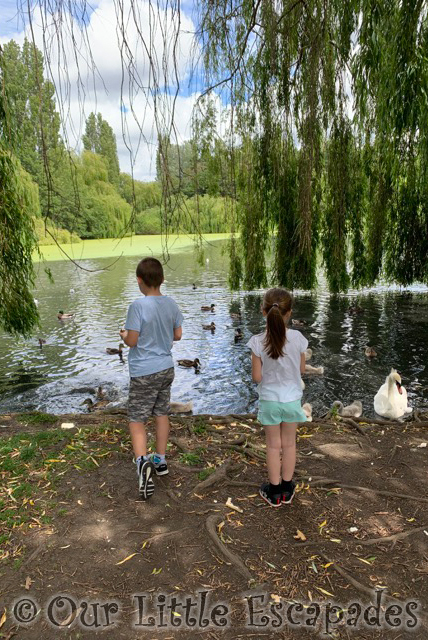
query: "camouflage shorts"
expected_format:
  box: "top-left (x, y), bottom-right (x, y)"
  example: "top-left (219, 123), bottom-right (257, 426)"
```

top-left (128, 367), bottom-right (175, 422)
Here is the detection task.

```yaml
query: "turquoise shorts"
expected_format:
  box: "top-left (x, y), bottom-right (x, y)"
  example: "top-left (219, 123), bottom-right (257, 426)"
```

top-left (258, 399), bottom-right (307, 426)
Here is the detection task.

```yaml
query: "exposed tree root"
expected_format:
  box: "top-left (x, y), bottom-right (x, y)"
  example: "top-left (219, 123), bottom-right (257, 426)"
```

top-left (360, 525), bottom-right (428, 548)
top-left (339, 416), bottom-right (367, 436)
top-left (125, 528), bottom-right (191, 545)
top-left (205, 514), bottom-right (254, 583)
top-left (190, 459), bottom-right (234, 494)
top-left (312, 480), bottom-right (428, 503)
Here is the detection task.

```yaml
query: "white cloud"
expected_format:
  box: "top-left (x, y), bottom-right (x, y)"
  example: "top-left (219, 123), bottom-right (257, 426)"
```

top-left (0, 0), bottom-right (200, 180)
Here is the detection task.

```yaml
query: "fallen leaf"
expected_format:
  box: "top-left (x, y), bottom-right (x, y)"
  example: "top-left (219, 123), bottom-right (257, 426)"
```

top-left (116, 553), bottom-right (138, 565)
top-left (0, 609), bottom-right (6, 629)
top-left (60, 606), bottom-right (82, 627)
top-left (319, 519), bottom-right (327, 532)
top-left (323, 562), bottom-right (333, 568)
top-left (294, 529), bottom-right (307, 541)
top-left (172, 611), bottom-right (181, 617)
top-left (225, 497), bottom-right (243, 513)
top-left (151, 567), bottom-right (162, 575)
top-left (315, 586), bottom-right (335, 597)
top-left (270, 594), bottom-right (281, 604)
top-left (330, 538), bottom-right (342, 543)
top-left (25, 576), bottom-right (33, 590)
top-left (217, 521), bottom-right (225, 533)
top-left (358, 557), bottom-right (372, 565)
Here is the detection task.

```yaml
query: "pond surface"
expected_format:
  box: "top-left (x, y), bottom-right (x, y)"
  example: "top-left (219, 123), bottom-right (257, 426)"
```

top-left (1, 236), bottom-right (428, 417)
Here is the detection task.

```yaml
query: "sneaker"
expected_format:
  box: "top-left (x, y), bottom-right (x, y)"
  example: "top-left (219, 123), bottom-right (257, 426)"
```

top-left (150, 454), bottom-right (169, 476)
top-left (281, 480), bottom-right (296, 504)
top-left (259, 482), bottom-right (282, 507)
top-left (138, 459), bottom-right (155, 500)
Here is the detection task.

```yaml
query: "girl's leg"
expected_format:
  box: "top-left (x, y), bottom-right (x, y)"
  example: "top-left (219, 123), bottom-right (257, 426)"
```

top-left (129, 422), bottom-right (147, 458)
top-left (264, 425), bottom-right (282, 484)
top-left (280, 422), bottom-right (297, 481)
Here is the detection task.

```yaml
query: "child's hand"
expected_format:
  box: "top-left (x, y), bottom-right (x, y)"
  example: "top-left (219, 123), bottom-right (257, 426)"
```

top-left (119, 329), bottom-right (128, 339)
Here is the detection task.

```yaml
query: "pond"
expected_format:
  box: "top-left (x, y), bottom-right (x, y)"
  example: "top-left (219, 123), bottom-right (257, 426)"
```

top-left (1, 234), bottom-right (427, 417)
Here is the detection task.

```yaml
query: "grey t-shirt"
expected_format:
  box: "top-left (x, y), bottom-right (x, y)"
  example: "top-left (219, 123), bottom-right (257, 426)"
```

top-left (125, 295), bottom-right (183, 377)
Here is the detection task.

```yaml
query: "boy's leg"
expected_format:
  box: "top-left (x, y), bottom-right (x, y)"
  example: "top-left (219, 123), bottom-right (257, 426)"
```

top-left (280, 422), bottom-right (297, 481)
top-left (152, 368), bottom-right (174, 475)
top-left (154, 415), bottom-right (169, 455)
top-left (129, 421), bottom-right (148, 458)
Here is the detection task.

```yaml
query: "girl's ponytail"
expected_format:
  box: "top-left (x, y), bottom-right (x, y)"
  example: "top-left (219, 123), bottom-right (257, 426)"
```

top-left (263, 288), bottom-right (293, 359)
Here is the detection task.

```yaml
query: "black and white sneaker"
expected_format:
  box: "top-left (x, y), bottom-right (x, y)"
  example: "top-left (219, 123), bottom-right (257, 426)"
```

top-left (151, 454), bottom-right (169, 476)
top-left (259, 482), bottom-right (282, 507)
top-left (138, 459), bottom-right (155, 500)
top-left (281, 480), bottom-right (296, 504)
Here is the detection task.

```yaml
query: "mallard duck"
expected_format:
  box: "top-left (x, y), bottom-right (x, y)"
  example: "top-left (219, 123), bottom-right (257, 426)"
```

top-left (230, 312), bottom-right (241, 319)
top-left (82, 397), bottom-right (109, 412)
top-left (96, 386), bottom-right (106, 400)
top-left (304, 364), bottom-right (324, 375)
top-left (234, 328), bottom-right (243, 343)
top-left (365, 346), bottom-right (377, 357)
top-left (374, 369), bottom-right (412, 419)
top-left (178, 358), bottom-right (201, 370)
top-left (38, 338), bottom-right (46, 349)
top-left (292, 319), bottom-right (307, 327)
top-left (304, 348), bottom-right (312, 361)
top-left (202, 322), bottom-right (216, 330)
top-left (58, 310), bottom-right (74, 320)
top-left (201, 304), bottom-right (215, 312)
top-left (192, 283), bottom-right (197, 290)
top-left (106, 343), bottom-right (124, 355)
top-left (332, 400), bottom-right (363, 418)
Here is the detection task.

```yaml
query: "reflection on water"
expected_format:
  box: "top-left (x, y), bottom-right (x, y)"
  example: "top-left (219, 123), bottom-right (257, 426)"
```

top-left (0, 240), bottom-right (427, 416)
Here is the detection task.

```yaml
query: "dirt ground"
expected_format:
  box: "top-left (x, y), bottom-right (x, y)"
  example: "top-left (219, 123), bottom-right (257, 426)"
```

top-left (0, 410), bottom-right (428, 639)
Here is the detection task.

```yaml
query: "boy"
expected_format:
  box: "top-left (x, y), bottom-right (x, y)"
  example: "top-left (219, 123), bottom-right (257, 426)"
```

top-left (120, 257), bottom-right (183, 500)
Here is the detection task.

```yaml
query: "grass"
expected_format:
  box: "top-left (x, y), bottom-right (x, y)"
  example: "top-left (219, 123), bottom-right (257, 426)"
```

top-left (0, 423), bottom-right (130, 564)
top-left (179, 451), bottom-right (203, 466)
top-left (192, 419), bottom-right (207, 435)
top-left (197, 468), bottom-right (215, 481)
top-left (16, 412), bottom-right (58, 425)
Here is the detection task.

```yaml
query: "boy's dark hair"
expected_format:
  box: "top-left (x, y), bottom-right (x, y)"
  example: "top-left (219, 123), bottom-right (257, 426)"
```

top-left (262, 288), bottom-right (293, 359)
top-left (136, 257), bottom-right (164, 287)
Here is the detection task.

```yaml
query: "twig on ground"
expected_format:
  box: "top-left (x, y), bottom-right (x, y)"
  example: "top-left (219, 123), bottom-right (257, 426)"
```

top-left (360, 525), bottom-right (428, 548)
top-left (311, 480), bottom-right (428, 503)
top-left (339, 416), bottom-right (367, 436)
top-left (190, 459), bottom-right (234, 494)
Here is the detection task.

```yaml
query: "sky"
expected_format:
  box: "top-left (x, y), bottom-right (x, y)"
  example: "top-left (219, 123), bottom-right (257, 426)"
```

top-left (0, 0), bottom-right (207, 180)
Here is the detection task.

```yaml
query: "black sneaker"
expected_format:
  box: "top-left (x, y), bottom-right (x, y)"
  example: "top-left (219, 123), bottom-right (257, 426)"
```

top-left (138, 459), bottom-right (155, 500)
top-left (281, 480), bottom-right (296, 504)
top-left (259, 482), bottom-right (282, 508)
top-left (150, 454), bottom-right (168, 476)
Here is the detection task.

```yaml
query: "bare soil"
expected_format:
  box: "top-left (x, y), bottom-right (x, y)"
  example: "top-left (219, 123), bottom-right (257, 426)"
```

top-left (0, 410), bottom-right (428, 639)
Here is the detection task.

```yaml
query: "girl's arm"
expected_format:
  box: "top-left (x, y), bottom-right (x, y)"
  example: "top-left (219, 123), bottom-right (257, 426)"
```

top-left (251, 353), bottom-right (262, 383)
top-left (300, 352), bottom-right (306, 374)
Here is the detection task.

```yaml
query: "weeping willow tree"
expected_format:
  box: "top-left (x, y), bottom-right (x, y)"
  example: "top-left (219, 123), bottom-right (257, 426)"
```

top-left (1, 0), bottom-right (428, 336)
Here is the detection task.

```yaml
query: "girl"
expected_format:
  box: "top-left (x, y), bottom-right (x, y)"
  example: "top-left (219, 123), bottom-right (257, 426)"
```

top-left (247, 288), bottom-right (307, 507)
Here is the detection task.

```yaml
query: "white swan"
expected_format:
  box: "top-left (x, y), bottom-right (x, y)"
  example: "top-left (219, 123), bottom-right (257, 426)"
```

top-left (332, 400), bottom-right (363, 418)
top-left (305, 364), bottom-right (324, 375)
top-left (374, 369), bottom-right (412, 419)
top-left (302, 403), bottom-right (313, 422)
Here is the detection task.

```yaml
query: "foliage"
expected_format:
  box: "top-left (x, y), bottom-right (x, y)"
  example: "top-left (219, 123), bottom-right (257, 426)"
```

top-left (83, 113), bottom-right (120, 187)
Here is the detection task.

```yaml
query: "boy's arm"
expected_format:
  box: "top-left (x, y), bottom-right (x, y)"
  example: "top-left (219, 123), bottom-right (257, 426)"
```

top-left (120, 329), bottom-right (139, 347)
top-left (173, 327), bottom-right (182, 341)
top-left (251, 352), bottom-right (262, 383)
top-left (300, 352), bottom-right (306, 374)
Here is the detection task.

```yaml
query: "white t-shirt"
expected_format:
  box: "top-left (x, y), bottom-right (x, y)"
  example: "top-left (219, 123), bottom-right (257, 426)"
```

top-left (247, 329), bottom-right (308, 403)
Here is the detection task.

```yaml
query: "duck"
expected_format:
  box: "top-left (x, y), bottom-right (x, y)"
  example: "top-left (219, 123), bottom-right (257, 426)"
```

top-left (169, 400), bottom-right (193, 414)
top-left (331, 400), bottom-right (363, 418)
top-left (234, 328), bottom-right (243, 343)
top-left (348, 305), bottom-right (364, 314)
top-left (304, 348), bottom-right (312, 361)
top-left (34, 298), bottom-right (39, 307)
top-left (374, 368), bottom-right (412, 419)
top-left (69, 288), bottom-right (75, 294)
top-left (178, 358), bottom-right (201, 370)
top-left (365, 346), bottom-right (377, 357)
top-left (82, 397), bottom-right (109, 412)
top-left (201, 304), bottom-right (215, 312)
top-left (230, 311), bottom-right (242, 319)
top-left (96, 386), bottom-right (106, 400)
top-left (192, 283), bottom-right (197, 290)
top-left (302, 403), bottom-right (313, 422)
top-left (202, 322), bottom-right (216, 331)
top-left (292, 319), bottom-right (307, 327)
top-left (38, 338), bottom-right (46, 349)
top-left (304, 364), bottom-right (324, 375)
top-left (106, 344), bottom-right (124, 355)
top-left (58, 310), bottom-right (74, 320)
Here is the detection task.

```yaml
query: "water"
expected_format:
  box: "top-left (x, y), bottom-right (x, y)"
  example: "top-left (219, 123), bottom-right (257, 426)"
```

top-left (1, 238), bottom-right (428, 416)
